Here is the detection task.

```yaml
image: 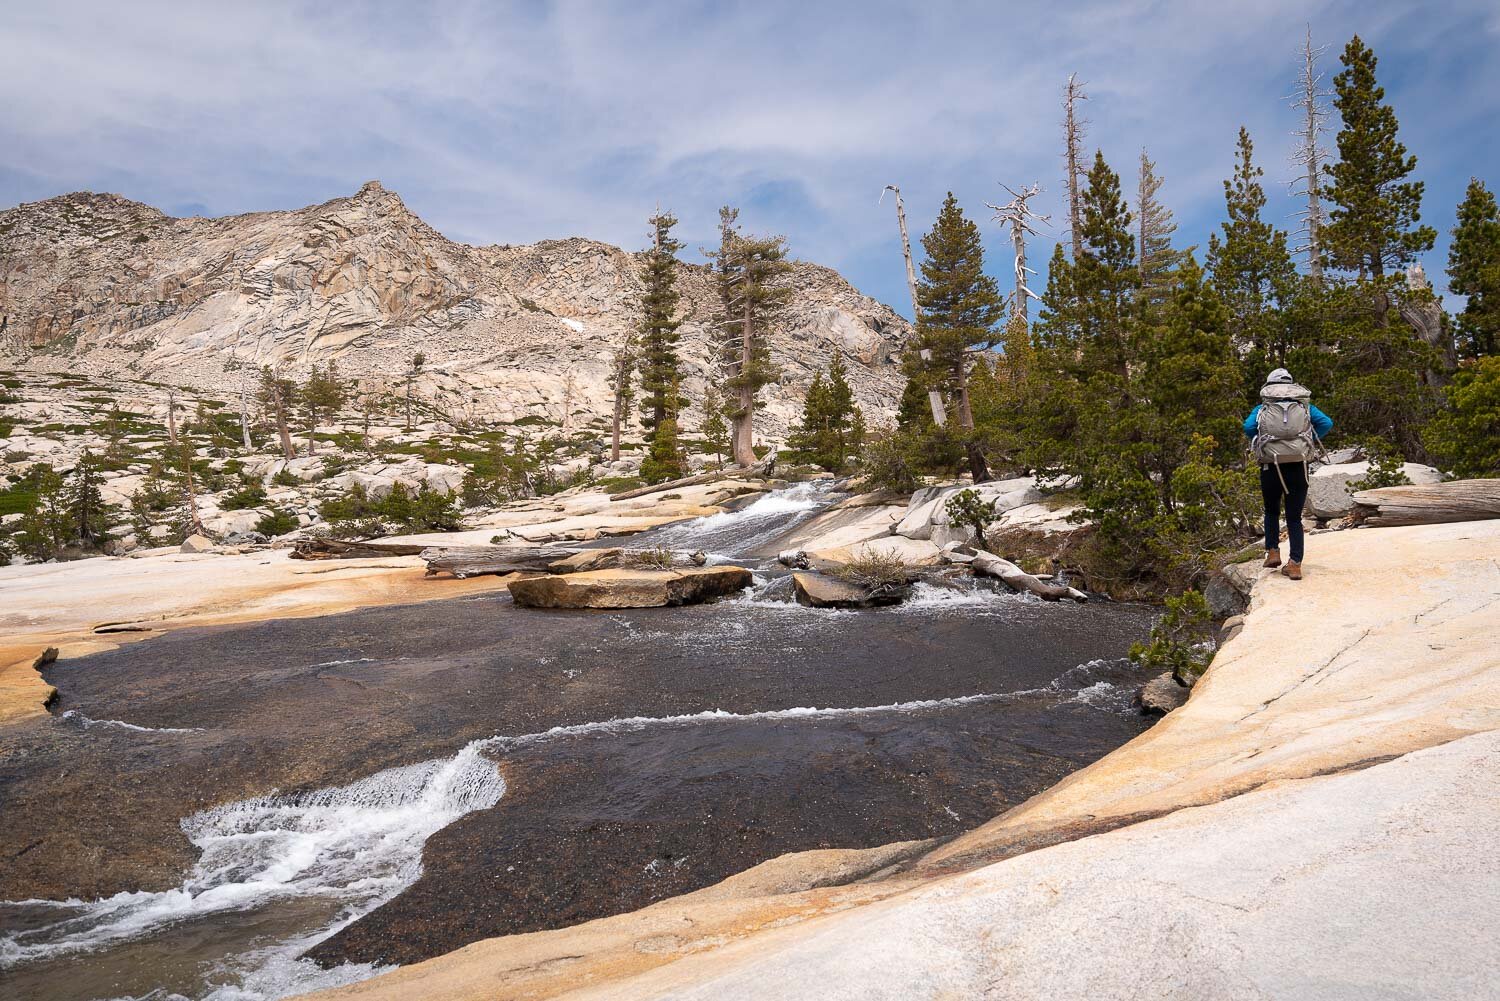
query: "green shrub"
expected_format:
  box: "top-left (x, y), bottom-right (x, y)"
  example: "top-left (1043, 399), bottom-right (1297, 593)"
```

top-left (944, 488), bottom-right (999, 550)
top-left (255, 508), bottom-right (299, 537)
top-left (856, 428), bottom-right (919, 493)
top-left (271, 468), bottom-right (300, 487)
top-left (1349, 438), bottom-right (1412, 491)
top-left (1130, 590), bottom-right (1215, 686)
top-left (220, 483), bottom-right (267, 511)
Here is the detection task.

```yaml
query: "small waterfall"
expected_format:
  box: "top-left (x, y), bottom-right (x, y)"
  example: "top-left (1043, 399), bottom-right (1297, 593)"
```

top-left (0, 743), bottom-right (505, 972)
top-left (635, 481), bottom-right (837, 560)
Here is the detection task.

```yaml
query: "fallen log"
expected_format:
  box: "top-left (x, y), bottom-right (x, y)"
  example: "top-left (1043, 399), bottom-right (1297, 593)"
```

top-left (945, 549), bottom-right (1087, 602)
top-left (290, 538), bottom-right (427, 560)
top-left (608, 453), bottom-right (778, 502)
top-left (1349, 479), bottom-right (1500, 527)
top-left (422, 545), bottom-right (708, 579)
top-left (420, 545), bottom-right (587, 578)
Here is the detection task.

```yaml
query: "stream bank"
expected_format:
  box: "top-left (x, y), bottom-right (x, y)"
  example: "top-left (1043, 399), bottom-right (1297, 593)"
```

top-left (0, 484), bottom-right (1161, 1001)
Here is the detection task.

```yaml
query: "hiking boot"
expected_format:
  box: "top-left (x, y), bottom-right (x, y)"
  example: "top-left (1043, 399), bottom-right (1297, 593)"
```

top-left (1280, 560), bottom-right (1302, 580)
top-left (1263, 549), bottom-right (1282, 569)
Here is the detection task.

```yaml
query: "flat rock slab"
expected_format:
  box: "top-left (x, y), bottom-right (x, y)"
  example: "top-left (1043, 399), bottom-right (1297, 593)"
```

top-left (508, 566), bottom-right (752, 609)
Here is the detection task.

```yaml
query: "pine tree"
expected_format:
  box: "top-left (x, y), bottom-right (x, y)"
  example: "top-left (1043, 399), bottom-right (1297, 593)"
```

top-left (708, 206), bottom-right (790, 466)
top-left (1448, 177), bottom-right (1500, 359)
top-left (258, 366), bottom-right (298, 459)
top-left (608, 332), bottom-right (636, 462)
top-left (1322, 35), bottom-right (1435, 280)
top-left (1137, 149), bottom-right (1185, 315)
top-left (787, 354), bottom-right (863, 471)
top-left (69, 450), bottom-right (110, 547)
top-left (1206, 128), bottom-right (1298, 367)
top-left (301, 362), bottom-right (347, 455)
top-left (639, 416), bottom-right (686, 484)
top-left (914, 192), bottom-right (1005, 481)
top-left (700, 384), bottom-right (729, 469)
top-left (637, 210), bottom-right (684, 431)
top-left (895, 374), bottom-right (932, 432)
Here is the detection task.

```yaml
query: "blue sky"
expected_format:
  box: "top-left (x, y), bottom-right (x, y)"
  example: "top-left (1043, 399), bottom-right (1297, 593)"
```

top-left (3, 1), bottom-right (1497, 319)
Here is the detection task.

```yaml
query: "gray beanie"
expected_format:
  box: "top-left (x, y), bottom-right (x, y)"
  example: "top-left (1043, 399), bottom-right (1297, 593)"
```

top-left (1266, 368), bottom-right (1294, 384)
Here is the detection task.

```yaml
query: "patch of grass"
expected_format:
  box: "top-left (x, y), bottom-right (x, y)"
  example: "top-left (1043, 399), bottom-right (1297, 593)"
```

top-left (832, 547), bottom-right (911, 590)
top-left (596, 475), bottom-right (645, 494)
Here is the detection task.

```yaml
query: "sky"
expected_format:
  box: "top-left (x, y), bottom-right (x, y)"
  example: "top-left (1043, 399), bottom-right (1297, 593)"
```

top-left (3, 0), bottom-right (1498, 319)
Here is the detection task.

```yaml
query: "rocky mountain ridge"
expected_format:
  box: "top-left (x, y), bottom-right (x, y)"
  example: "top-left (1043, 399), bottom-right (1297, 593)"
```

top-left (0, 182), bottom-right (910, 438)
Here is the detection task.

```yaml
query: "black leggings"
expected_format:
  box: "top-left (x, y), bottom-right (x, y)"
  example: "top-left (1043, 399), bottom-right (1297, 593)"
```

top-left (1260, 462), bottom-right (1309, 562)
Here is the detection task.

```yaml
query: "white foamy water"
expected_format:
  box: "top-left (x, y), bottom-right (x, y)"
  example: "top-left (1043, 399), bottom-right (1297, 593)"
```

top-left (59, 711), bottom-right (204, 735)
top-left (3, 654), bottom-right (1138, 999)
top-left (640, 481), bottom-right (833, 557)
top-left (0, 743), bottom-right (505, 975)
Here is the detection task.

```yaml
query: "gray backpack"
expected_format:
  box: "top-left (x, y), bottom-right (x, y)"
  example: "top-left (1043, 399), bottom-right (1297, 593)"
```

top-left (1252, 382), bottom-right (1318, 465)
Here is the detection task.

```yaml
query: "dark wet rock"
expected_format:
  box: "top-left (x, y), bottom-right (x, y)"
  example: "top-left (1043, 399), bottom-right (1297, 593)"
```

top-left (1137, 673), bottom-right (1188, 715)
top-left (1220, 614), bottom-right (1246, 644)
top-left (1204, 562), bottom-right (1256, 618)
top-left (792, 571), bottom-right (907, 609)
top-left (509, 567), bottom-right (753, 608)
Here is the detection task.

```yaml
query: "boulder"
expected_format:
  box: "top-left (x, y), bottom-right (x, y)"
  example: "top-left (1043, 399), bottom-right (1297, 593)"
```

top-left (1204, 560), bottom-right (1258, 619)
top-left (792, 571), bottom-right (907, 609)
top-left (179, 533), bottom-right (214, 554)
top-left (1137, 673), bottom-right (1188, 715)
top-left (508, 566), bottom-right (752, 609)
top-left (546, 548), bottom-right (623, 574)
top-left (895, 478), bottom-right (1046, 545)
top-left (1307, 461), bottom-right (1443, 519)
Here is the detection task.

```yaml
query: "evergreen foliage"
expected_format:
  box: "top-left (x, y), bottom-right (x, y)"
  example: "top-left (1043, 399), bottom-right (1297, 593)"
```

top-left (788, 354), bottom-right (864, 471)
top-left (636, 210), bottom-right (684, 431)
top-left (1136, 149), bottom-right (1186, 315)
top-left (1129, 589), bottom-right (1215, 686)
top-left (708, 206), bottom-right (791, 465)
top-left (1447, 178), bottom-right (1500, 359)
top-left (639, 416), bottom-right (687, 484)
top-left (913, 192), bottom-right (1004, 479)
top-left (1422, 356), bottom-right (1500, 476)
top-left (1321, 35), bottom-right (1435, 279)
top-left (699, 385), bottom-right (730, 469)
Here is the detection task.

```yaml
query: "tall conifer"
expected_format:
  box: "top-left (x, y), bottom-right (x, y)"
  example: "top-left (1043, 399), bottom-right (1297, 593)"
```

top-left (1322, 35), bottom-right (1435, 280)
top-left (1448, 178), bottom-right (1500, 359)
top-left (914, 193), bottom-right (1005, 481)
top-left (637, 210), bottom-right (684, 431)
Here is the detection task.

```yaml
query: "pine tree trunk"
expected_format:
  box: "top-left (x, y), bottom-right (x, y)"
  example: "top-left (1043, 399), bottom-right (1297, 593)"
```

top-left (307, 412), bottom-right (317, 455)
top-left (167, 389), bottom-right (178, 445)
top-left (610, 388), bottom-right (624, 462)
top-left (1064, 74), bottom-right (1087, 258)
top-left (239, 385), bottom-right (252, 451)
top-left (273, 390), bottom-right (293, 460)
top-left (955, 361), bottom-right (990, 483)
top-left (732, 303), bottom-right (757, 467)
top-left (888, 185), bottom-right (947, 427)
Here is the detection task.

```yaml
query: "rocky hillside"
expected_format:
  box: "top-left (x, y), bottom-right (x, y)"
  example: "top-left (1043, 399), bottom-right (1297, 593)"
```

top-left (0, 183), bottom-right (909, 438)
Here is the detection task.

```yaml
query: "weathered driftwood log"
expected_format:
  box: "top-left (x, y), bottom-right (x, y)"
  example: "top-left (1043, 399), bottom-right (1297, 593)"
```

top-left (290, 538), bottom-right (426, 560)
top-left (1349, 479), bottom-right (1500, 527)
top-left (421, 545), bottom-right (584, 578)
top-left (422, 545), bottom-right (708, 579)
top-left (608, 454), bottom-right (778, 502)
top-left (945, 549), bottom-right (1087, 602)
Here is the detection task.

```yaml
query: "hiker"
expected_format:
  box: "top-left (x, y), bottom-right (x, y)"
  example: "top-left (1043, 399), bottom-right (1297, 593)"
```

top-left (1244, 368), bottom-right (1333, 581)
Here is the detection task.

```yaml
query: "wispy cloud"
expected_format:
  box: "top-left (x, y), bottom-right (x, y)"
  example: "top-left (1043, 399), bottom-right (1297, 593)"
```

top-left (3, 0), bottom-right (1496, 314)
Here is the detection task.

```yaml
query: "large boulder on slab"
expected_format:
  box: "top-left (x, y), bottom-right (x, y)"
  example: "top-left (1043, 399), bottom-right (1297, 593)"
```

top-left (895, 478), bottom-right (1046, 545)
top-left (508, 566), bottom-right (752, 609)
top-left (791, 571), bottom-right (907, 609)
top-left (1307, 461), bottom-right (1443, 519)
top-left (1137, 673), bottom-right (1188, 715)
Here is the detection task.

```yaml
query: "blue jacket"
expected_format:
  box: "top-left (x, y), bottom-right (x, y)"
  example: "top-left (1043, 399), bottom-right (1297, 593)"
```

top-left (1244, 404), bottom-right (1333, 440)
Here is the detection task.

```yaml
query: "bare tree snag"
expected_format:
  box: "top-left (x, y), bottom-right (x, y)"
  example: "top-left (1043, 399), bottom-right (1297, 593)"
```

top-left (1290, 26), bottom-right (1331, 281)
top-left (988, 183), bottom-right (1050, 324)
top-left (1063, 74), bottom-right (1089, 259)
top-left (883, 184), bottom-right (947, 427)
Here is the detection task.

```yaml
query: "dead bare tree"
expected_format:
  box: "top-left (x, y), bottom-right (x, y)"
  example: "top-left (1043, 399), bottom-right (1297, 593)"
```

top-left (881, 184), bottom-right (947, 427)
top-left (987, 183), bottom-right (1050, 325)
top-left (608, 332), bottom-right (636, 462)
top-left (166, 388), bottom-right (179, 445)
top-left (1289, 26), bottom-right (1331, 281)
top-left (1062, 74), bottom-right (1089, 258)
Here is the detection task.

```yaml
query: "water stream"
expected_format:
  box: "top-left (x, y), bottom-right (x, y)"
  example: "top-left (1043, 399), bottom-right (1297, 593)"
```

top-left (0, 483), bottom-right (1157, 1001)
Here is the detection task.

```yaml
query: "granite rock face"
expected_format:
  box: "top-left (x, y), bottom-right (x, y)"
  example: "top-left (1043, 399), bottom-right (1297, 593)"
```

top-left (1307, 461), bottom-right (1443, 519)
top-left (0, 184), bottom-right (909, 438)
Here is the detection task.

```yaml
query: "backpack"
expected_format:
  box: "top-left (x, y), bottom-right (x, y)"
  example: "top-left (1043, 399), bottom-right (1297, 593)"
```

top-left (1251, 382), bottom-right (1319, 465)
